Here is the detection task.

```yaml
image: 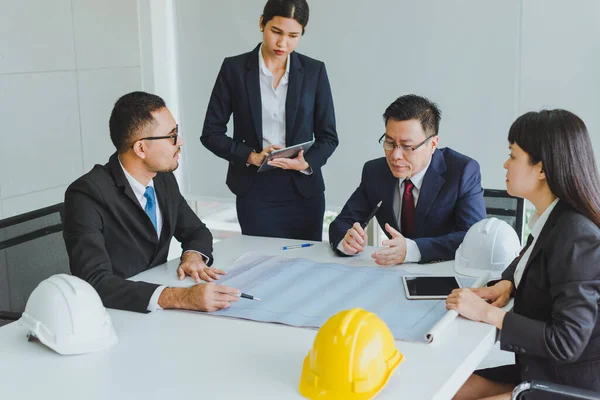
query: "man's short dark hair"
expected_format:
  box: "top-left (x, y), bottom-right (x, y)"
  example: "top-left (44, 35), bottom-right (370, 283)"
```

top-left (109, 91), bottom-right (167, 153)
top-left (382, 94), bottom-right (442, 137)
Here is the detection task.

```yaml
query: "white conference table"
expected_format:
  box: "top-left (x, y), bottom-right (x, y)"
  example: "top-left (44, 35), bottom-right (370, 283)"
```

top-left (0, 235), bottom-right (500, 400)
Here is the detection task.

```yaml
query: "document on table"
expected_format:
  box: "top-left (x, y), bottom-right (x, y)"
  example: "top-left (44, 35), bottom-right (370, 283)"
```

top-left (211, 253), bottom-right (475, 343)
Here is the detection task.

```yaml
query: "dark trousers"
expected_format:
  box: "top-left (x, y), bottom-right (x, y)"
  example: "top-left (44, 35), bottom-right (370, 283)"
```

top-left (236, 169), bottom-right (325, 241)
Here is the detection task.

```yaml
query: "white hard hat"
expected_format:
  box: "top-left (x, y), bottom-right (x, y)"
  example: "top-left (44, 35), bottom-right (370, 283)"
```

top-left (19, 274), bottom-right (118, 355)
top-left (455, 217), bottom-right (521, 279)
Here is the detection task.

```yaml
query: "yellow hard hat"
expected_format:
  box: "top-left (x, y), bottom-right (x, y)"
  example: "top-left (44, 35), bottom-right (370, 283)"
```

top-left (299, 308), bottom-right (403, 400)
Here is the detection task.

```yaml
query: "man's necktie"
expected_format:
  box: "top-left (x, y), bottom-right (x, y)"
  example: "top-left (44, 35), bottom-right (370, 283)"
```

top-left (144, 186), bottom-right (158, 232)
top-left (401, 179), bottom-right (415, 237)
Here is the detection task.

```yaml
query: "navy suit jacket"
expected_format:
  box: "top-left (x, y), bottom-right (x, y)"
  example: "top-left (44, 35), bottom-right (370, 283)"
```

top-left (329, 147), bottom-right (486, 262)
top-left (500, 200), bottom-right (600, 394)
top-left (201, 43), bottom-right (338, 198)
top-left (63, 153), bottom-right (214, 313)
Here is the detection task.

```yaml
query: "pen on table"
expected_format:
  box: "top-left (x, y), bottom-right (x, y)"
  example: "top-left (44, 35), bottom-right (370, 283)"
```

top-left (281, 243), bottom-right (315, 250)
top-left (238, 292), bottom-right (261, 301)
top-left (361, 200), bottom-right (383, 229)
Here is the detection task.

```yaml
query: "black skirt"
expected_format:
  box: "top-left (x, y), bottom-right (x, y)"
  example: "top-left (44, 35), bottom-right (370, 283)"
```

top-left (236, 168), bottom-right (325, 241)
top-left (474, 364), bottom-right (522, 386)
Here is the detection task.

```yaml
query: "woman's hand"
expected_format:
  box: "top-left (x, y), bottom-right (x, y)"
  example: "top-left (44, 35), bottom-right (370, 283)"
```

top-left (267, 150), bottom-right (310, 171)
top-left (446, 283), bottom-right (511, 329)
top-left (446, 288), bottom-right (495, 321)
top-left (247, 145), bottom-right (283, 167)
top-left (471, 280), bottom-right (513, 308)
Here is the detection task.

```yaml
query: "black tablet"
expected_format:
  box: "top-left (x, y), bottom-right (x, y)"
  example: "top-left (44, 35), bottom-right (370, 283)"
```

top-left (257, 140), bottom-right (314, 172)
top-left (402, 276), bottom-right (462, 300)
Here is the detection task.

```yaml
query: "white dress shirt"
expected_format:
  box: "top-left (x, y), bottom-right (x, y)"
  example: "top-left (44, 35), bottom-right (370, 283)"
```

top-left (259, 43), bottom-right (289, 149)
top-left (393, 160), bottom-right (431, 262)
top-left (119, 161), bottom-right (163, 238)
top-left (337, 160), bottom-right (431, 262)
top-left (513, 198), bottom-right (559, 288)
top-left (255, 43), bottom-right (312, 175)
top-left (118, 159), bottom-right (166, 311)
top-left (118, 161), bottom-right (211, 312)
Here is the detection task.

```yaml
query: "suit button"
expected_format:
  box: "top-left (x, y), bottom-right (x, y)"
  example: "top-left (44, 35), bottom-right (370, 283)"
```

top-left (522, 365), bottom-right (529, 373)
top-left (506, 345), bottom-right (513, 351)
top-left (518, 348), bottom-right (525, 354)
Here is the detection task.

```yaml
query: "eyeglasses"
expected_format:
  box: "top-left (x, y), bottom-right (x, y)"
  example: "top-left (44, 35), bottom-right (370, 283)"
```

top-left (378, 133), bottom-right (436, 153)
top-left (137, 125), bottom-right (179, 146)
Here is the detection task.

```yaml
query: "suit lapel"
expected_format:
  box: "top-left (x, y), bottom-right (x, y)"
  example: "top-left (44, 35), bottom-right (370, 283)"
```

top-left (377, 163), bottom-right (400, 234)
top-left (109, 153), bottom-right (160, 243)
top-left (518, 200), bottom-right (567, 285)
top-left (109, 153), bottom-right (141, 207)
top-left (246, 44), bottom-right (263, 146)
top-left (285, 52), bottom-right (303, 145)
top-left (414, 150), bottom-right (446, 236)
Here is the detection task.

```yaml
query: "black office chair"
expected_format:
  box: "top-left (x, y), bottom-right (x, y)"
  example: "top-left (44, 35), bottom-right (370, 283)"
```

top-left (483, 189), bottom-right (526, 244)
top-left (0, 203), bottom-right (70, 324)
top-left (512, 381), bottom-right (600, 399)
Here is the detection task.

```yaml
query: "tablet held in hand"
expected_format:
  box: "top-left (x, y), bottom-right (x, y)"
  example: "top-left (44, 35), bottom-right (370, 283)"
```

top-left (258, 140), bottom-right (314, 172)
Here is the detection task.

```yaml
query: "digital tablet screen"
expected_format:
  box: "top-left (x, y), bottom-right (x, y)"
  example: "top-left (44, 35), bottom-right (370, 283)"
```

top-left (403, 276), bottom-right (461, 298)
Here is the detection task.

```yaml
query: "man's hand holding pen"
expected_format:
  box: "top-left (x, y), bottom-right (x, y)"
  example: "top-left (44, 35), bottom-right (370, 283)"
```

top-left (341, 222), bottom-right (368, 255)
top-left (341, 200), bottom-right (382, 255)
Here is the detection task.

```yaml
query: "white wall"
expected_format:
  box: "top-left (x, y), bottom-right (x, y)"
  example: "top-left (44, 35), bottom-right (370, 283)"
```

top-left (0, 0), bottom-right (149, 218)
top-left (174, 0), bottom-right (600, 209)
top-left (1, 0), bottom-right (598, 217)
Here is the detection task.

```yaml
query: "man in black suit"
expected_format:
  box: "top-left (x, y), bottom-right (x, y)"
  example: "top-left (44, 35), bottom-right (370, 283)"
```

top-left (64, 91), bottom-right (240, 313)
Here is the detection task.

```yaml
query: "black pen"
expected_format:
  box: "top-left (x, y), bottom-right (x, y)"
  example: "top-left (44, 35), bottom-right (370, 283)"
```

top-left (361, 200), bottom-right (382, 228)
top-left (238, 292), bottom-right (261, 301)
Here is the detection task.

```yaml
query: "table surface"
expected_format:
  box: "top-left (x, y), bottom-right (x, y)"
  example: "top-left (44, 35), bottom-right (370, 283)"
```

top-left (0, 235), bottom-right (499, 400)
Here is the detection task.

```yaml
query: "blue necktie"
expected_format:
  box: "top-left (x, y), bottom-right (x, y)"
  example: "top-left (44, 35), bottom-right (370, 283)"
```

top-left (144, 186), bottom-right (158, 232)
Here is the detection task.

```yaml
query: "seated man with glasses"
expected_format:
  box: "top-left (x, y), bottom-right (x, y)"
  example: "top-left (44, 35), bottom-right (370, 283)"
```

top-left (329, 94), bottom-right (486, 264)
top-left (63, 91), bottom-right (241, 313)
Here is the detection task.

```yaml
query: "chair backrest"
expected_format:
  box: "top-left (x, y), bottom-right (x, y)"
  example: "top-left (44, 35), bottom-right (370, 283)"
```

top-left (483, 189), bottom-right (526, 244)
top-left (0, 203), bottom-right (70, 321)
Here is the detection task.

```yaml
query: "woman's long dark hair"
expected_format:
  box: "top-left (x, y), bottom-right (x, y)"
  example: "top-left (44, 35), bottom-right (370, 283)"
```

top-left (508, 109), bottom-right (600, 226)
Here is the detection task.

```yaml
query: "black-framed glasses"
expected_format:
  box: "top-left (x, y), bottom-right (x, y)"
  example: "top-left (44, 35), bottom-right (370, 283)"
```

top-left (138, 125), bottom-right (179, 146)
top-left (378, 133), bottom-right (436, 153)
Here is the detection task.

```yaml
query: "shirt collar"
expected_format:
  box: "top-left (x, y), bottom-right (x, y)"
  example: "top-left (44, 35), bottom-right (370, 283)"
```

top-left (118, 156), bottom-right (154, 203)
top-left (258, 43), bottom-right (290, 77)
top-left (529, 198), bottom-right (559, 237)
top-left (402, 158), bottom-right (432, 191)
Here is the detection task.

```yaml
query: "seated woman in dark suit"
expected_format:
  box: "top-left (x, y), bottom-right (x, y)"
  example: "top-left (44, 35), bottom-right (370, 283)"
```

top-left (201, 0), bottom-right (338, 241)
top-left (447, 109), bottom-right (600, 400)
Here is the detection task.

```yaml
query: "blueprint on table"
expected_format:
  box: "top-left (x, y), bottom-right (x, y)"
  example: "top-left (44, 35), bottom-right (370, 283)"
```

top-left (211, 253), bottom-right (474, 342)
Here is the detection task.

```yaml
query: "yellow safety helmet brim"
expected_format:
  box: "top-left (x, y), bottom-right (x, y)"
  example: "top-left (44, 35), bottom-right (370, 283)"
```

top-left (299, 351), bottom-right (403, 400)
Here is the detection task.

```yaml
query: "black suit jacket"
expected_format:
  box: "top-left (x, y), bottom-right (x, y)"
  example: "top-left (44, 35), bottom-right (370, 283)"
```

top-left (500, 200), bottom-right (600, 393)
top-left (328, 148), bottom-right (486, 262)
top-left (201, 43), bottom-right (338, 198)
top-left (63, 153), bottom-right (213, 313)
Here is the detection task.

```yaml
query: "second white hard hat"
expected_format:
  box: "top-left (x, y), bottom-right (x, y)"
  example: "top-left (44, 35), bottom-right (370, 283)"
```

top-left (455, 217), bottom-right (521, 279)
top-left (19, 274), bottom-right (118, 355)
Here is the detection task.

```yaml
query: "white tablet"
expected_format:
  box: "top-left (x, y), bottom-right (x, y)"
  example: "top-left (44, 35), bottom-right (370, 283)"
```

top-left (257, 140), bottom-right (315, 172)
top-left (402, 276), bottom-right (462, 300)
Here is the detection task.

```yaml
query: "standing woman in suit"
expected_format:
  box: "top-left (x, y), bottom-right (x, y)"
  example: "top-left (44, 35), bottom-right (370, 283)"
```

top-left (201, 0), bottom-right (338, 241)
top-left (447, 110), bottom-right (600, 399)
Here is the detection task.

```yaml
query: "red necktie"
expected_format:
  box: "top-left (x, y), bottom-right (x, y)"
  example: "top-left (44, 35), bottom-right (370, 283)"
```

top-left (401, 179), bottom-right (415, 237)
